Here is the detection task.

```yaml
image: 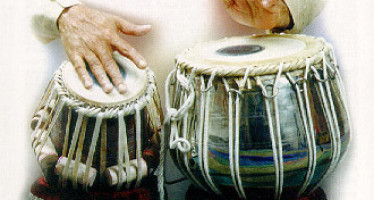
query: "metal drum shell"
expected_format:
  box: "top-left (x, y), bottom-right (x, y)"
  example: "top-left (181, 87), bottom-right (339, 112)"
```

top-left (167, 34), bottom-right (350, 200)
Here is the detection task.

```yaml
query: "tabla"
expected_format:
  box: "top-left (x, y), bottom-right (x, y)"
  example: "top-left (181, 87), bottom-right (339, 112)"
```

top-left (30, 52), bottom-right (162, 193)
top-left (163, 34), bottom-right (350, 200)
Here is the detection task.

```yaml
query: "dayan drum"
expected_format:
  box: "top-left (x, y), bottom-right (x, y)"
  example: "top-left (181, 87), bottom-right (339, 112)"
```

top-left (164, 34), bottom-right (350, 200)
top-left (30, 52), bottom-right (162, 193)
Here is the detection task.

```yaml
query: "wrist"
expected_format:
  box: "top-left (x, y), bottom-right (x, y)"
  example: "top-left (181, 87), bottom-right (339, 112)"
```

top-left (56, 2), bottom-right (82, 30)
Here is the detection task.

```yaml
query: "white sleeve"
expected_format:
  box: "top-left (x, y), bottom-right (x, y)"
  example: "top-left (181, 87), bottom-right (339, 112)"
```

top-left (284, 0), bottom-right (326, 33)
top-left (31, 0), bottom-right (81, 43)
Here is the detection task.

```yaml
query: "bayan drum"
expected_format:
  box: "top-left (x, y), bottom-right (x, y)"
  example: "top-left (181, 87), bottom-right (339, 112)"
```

top-left (162, 34), bottom-right (350, 200)
top-left (30, 52), bottom-right (162, 196)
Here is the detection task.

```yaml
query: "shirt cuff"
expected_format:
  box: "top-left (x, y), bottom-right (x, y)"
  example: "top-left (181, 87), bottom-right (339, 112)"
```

top-left (55, 0), bottom-right (81, 9)
top-left (283, 0), bottom-right (326, 33)
top-left (54, 0), bottom-right (81, 28)
top-left (31, 0), bottom-right (81, 43)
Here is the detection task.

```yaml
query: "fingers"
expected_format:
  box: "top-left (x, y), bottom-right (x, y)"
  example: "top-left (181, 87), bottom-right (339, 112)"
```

top-left (112, 38), bottom-right (147, 69)
top-left (68, 53), bottom-right (94, 89)
top-left (84, 50), bottom-right (114, 93)
top-left (115, 17), bottom-right (152, 36)
top-left (91, 42), bottom-right (127, 93)
top-left (59, 5), bottom-right (150, 94)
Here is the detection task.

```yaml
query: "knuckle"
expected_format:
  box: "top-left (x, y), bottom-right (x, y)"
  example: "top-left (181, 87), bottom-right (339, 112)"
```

top-left (101, 29), bottom-right (115, 40)
top-left (96, 48), bottom-right (107, 57)
top-left (69, 39), bottom-right (82, 47)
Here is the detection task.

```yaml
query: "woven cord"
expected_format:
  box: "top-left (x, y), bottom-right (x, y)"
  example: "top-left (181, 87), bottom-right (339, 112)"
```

top-left (223, 78), bottom-right (242, 198)
top-left (61, 107), bottom-right (72, 157)
top-left (135, 106), bottom-right (143, 188)
top-left (72, 116), bottom-right (88, 189)
top-left (83, 113), bottom-right (103, 190)
top-left (197, 76), bottom-right (208, 191)
top-left (257, 65), bottom-right (284, 200)
top-left (201, 71), bottom-right (221, 195)
top-left (286, 62), bottom-right (317, 197)
top-left (309, 54), bottom-right (342, 194)
top-left (234, 92), bottom-right (246, 199)
top-left (60, 111), bottom-right (84, 188)
top-left (100, 119), bottom-right (107, 182)
top-left (31, 87), bottom-right (57, 148)
top-left (35, 98), bottom-right (65, 157)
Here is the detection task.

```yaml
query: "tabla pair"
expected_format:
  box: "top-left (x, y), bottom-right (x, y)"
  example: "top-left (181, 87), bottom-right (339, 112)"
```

top-left (30, 34), bottom-right (350, 200)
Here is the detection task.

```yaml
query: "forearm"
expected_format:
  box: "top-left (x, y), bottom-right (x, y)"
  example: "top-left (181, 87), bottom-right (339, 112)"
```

top-left (31, 0), bottom-right (81, 43)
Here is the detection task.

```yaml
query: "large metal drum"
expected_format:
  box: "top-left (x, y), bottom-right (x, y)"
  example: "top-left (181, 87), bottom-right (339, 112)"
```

top-left (164, 34), bottom-right (350, 200)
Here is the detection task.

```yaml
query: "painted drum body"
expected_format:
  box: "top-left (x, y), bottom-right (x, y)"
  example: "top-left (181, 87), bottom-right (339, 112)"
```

top-left (165, 34), bottom-right (350, 200)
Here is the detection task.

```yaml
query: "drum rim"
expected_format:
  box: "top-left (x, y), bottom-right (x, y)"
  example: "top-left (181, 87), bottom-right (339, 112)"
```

top-left (175, 34), bottom-right (332, 76)
top-left (51, 62), bottom-right (157, 117)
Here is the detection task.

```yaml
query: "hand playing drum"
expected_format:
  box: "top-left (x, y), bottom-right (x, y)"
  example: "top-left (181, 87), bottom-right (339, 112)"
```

top-left (58, 4), bottom-right (152, 94)
top-left (55, 1), bottom-right (301, 95)
top-left (222, 0), bottom-right (292, 31)
top-left (222, 0), bottom-right (326, 33)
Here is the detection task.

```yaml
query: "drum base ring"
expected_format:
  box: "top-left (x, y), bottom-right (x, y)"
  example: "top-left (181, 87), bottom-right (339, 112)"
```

top-left (29, 176), bottom-right (159, 200)
top-left (185, 184), bottom-right (327, 200)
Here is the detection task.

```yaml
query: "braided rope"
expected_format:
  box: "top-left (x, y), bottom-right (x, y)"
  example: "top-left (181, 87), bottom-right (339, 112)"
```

top-left (309, 55), bottom-right (342, 194)
top-left (234, 91), bottom-right (246, 199)
top-left (286, 67), bottom-right (317, 198)
top-left (167, 68), bottom-right (196, 152)
top-left (223, 78), bottom-right (244, 199)
top-left (60, 111), bottom-right (84, 188)
top-left (83, 113), bottom-right (103, 191)
top-left (31, 84), bottom-right (57, 148)
top-left (257, 66), bottom-right (284, 200)
top-left (135, 106), bottom-right (143, 188)
top-left (61, 107), bottom-right (72, 157)
top-left (100, 119), bottom-right (107, 182)
top-left (176, 35), bottom-right (332, 77)
top-left (201, 71), bottom-right (221, 195)
top-left (181, 91), bottom-right (206, 190)
top-left (72, 116), bottom-right (88, 189)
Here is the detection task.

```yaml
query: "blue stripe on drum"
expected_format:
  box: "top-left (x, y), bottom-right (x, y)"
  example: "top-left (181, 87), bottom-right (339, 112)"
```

top-left (208, 148), bottom-right (308, 166)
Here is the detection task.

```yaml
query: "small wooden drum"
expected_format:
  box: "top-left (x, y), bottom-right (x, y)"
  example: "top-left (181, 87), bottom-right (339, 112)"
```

top-left (164, 34), bottom-right (350, 200)
top-left (30, 52), bottom-right (162, 192)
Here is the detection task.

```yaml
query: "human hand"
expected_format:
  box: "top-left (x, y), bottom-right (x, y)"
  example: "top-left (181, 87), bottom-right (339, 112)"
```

top-left (58, 5), bottom-right (151, 94)
top-left (222, 0), bottom-right (291, 30)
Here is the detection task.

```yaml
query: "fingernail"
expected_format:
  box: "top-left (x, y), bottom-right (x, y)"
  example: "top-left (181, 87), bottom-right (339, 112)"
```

top-left (103, 83), bottom-right (113, 93)
top-left (139, 60), bottom-right (147, 68)
top-left (118, 83), bottom-right (127, 94)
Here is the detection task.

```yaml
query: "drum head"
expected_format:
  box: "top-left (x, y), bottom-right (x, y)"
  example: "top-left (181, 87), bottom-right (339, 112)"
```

top-left (62, 53), bottom-right (148, 107)
top-left (177, 34), bottom-right (325, 76)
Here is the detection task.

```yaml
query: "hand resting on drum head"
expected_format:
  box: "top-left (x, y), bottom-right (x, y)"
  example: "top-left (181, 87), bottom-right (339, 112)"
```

top-left (222, 0), bottom-right (292, 31)
top-left (58, 4), bottom-right (151, 94)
